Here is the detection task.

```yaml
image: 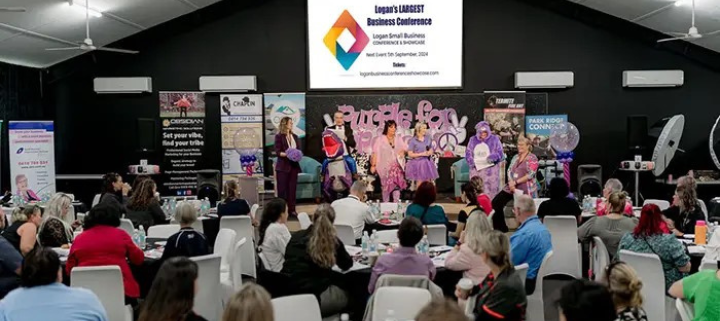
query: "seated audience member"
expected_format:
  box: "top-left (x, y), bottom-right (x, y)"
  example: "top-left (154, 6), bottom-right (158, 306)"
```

top-left (406, 182), bottom-right (448, 225)
top-left (126, 179), bottom-right (166, 230)
top-left (222, 283), bottom-right (274, 321)
top-left (509, 195), bottom-right (552, 295)
top-left (578, 192), bottom-right (637, 261)
top-left (130, 174), bottom-right (150, 197)
top-left (415, 299), bottom-right (469, 321)
top-left (161, 202), bottom-right (210, 261)
top-left (470, 176), bottom-right (492, 215)
top-left (445, 209), bottom-right (493, 284)
top-left (606, 262), bottom-right (647, 321)
top-left (597, 179), bottom-right (633, 216)
top-left (0, 236), bottom-right (22, 299)
top-left (451, 182), bottom-right (482, 240)
top-left (331, 181), bottom-right (375, 240)
top-left (258, 198), bottom-right (291, 272)
top-left (456, 230), bottom-right (527, 321)
top-left (663, 182), bottom-right (705, 236)
top-left (538, 177), bottom-right (582, 224)
top-left (1, 206), bottom-right (42, 256)
top-left (618, 204), bottom-right (690, 290)
top-left (282, 204), bottom-right (353, 317)
top-left (558, 279), bottom-right (617, 321)
top-left (67, 203), bottom-right (145, 305)
top-left (669, 268), bottom-right (720, 321)
top-left (38, 193), bottom-right (77, 247)
top-left (99, 172), bottom-right (130, 213)
top-left (137, 257), bottom-right (206, 321)
top-left (0, 248), bottom-right (108, 321)
top-left (217, 180), bottom-right (252, 219)
top-left (369, 217), bottom-right (436, 293)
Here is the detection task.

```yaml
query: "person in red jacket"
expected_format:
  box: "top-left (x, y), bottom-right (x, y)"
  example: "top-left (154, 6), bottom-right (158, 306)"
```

top-left (66, 203), bottom-right (145, 305)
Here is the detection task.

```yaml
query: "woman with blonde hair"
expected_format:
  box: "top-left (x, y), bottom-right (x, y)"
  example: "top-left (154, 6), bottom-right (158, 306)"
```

top-left (579, 192), bottom-right (637, 261)
top-left (490, 135), bottom-right (539, 232)
top-left (406, 122), bottom-right (438, 189)
top-left (456, 230), bottom-right (527, 320)
top-left (275, 116), bottom-right (301, 215)
top-left (446, 207), bottom-right (493, 284)
top-left (38, 193), bottom-right (77, 247)
top-left (2, 206), bottom-right (42, 255)
top-left (282, 203), bottom-right (353, 317)
top-left (605, 262), bottom-right (647, 321)
top-left (217, 180), bottom-right (251, 219)
top-left (222, 283), bottom-right (273, 321)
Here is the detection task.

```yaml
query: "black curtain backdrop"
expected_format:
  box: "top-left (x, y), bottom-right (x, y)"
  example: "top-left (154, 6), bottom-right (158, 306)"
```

top-left (29, 0), bottom-right (720, 199)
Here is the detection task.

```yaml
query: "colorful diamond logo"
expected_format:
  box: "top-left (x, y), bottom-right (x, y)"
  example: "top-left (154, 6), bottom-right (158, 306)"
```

top-left (324, 10), bottom-right (369, 71)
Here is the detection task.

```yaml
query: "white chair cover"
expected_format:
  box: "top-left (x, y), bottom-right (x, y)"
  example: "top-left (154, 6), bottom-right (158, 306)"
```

top-left (515, 263), bottom-right (529, 285)
top-left (334, 224), bottom-right (355, 245)
top-left (375, 230), bottom-right (399, 244)
top-left (190, 254), bottom-right (222, 321)
top-left (699, 259), bottom-right (718, 271)
top-left (426, 224), bottom-right (447, 246)
top-left (675, 298), bottom-right (694, 321)
top-left (371, 287), bottom-right (431, 321)
top-left (147, 224), bottom-right (180, 238)
top-left (272, 294), bottom-right (323, 321)
top-left (119, 219), bottom-right (135, 237)
top-left (619, 250), bottom-right (667, 321)
top-left (92, 194), bottom-right (101, 207)
top-left (592, 236), bottom-right (611, 281)
top-left (543, 216), bottom-right (581, 278)
top-left (526, 251), bottom-right (553, 321)
top-left (70, 266), bottom-right (132, 321)
top-left (643, 199), bottom-right (670, 211)
top-left (298, 212), bottom-right (312, 230)
top-left (220, 216), bottom-right (256, 278)
top-left (214, 228), bottom-right (237, 273)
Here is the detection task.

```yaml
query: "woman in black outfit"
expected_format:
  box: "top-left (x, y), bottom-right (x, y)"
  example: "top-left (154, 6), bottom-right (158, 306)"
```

top-left (217, 180), bottom-right (251, 218)
top-left (663, 183), bottom-right (705, 237)
top-left (136, 257), bottom-right (207, 321)
top-left (126, 179), bottom-right (166, 230)
top-left (99, 172), bottom-right (130, 213)
top-left (537, 177), bottom-right (582, 225)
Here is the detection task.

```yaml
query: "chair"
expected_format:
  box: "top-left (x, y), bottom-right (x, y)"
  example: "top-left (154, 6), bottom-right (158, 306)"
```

top-left (147, 224), bottom-right (180, 238)
top-left (675, 298), bottom-right (694, 321)
top-left (77, 212), bottom-right (86, 223)
top-left (119, 219), bottom-right (135, 237)
top-left (375, 229), bottom-right (399, 244)
top-left (533, 198), bottom-right (549, 212)
top-left (92, 194), bottom-right (101, 207)
top-left (335, 224), bottom-right (355, 245)
top-left (272, 294), bottom-right (323, 321)
top-left (298, 212), bottom-right (312, 230)
top-left (192, 217), bottom-right (205, 234)
top-left (258, 251), bottom-right (271, 270)
top-left (644, 199), bottom-right (670, 211)
top-left (619, 250), bottom-right (668, 321)
top-left (526, 251), bottom-right (553, 321)
top-left (592, 236), bottom-right (611, 281)
top-left (70, 266), bottom-right (132, 321)
top-left (214, 228), bottom-right (237, 273)
top-left (451, 158), bottom-right (470, 198)
top-left (515, 263), bottom-right (529, 285)
top-left (543, 216), bottom-right (581, 278)
top-left (250, 203), bottom-right (260, 219)
top-left (372, 287), bottom-right (431, 321)
top-left (221, 238), bottom-right (248, 305)
top-left (220, 216), bottom-right (256, 278)
top-left (700, 259), bottom-right (718, 271)
top-left (191, 254), bottom-right (222, 321)
top-left (272, 156), bottom-right (322, 200)
top-left (699, 199), bottom-right (708, 220)
top-left (426, 224), bottom-right (447, 245)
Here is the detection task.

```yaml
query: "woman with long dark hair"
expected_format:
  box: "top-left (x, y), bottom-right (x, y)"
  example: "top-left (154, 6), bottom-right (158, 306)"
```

top-left (127, 179), bottom-right (165, 229)
top-left (370, 120), bottom-right (408, 202)
top-left (450, 182), bottom-right (479, 240)
top-left (490, 136), bottom-right (539, 232)
top-left (217, 180), bottom-right (251, 219)
top-left (282, 204), bottom-right (353, 317)
top-left (275, 117), bottom-right (301, 215)
top-left (406, 182), bottom-right (448, 225)
top-left (258, 198), bottom-right (290, 272)
top-left (137, 257), bottom-right (207, 321)
top-left (99, 172), bottom-right (130, 214)
top-left (663, 180), bottom-right (705, 236)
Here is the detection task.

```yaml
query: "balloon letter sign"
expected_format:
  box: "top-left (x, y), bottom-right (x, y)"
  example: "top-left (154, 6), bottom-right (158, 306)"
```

top-left (550, 122), bottom-right (580, 187)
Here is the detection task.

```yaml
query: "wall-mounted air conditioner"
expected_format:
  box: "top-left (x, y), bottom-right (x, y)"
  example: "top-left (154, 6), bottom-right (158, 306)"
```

top-left (622, 70), bottom-right (684, 87)
top-left (94, 77), bottom-right (152, 94)
top-left (199, 75), bottom-right (257, 92)
top-left (515, 71), bottom-right (574, 89)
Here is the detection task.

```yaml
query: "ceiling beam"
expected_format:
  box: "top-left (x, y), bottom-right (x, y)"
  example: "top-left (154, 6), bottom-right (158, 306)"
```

top-left (632, 3), bottom-right (675, 22)
top-left (103, 12), bottom-right (147, 31)
top-left (0, 22), bottom-right (77, 46)
top-left (176, 0), bottom-right (200, 10)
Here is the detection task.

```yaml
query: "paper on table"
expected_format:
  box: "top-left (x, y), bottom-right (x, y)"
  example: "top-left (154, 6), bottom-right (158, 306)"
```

top-left (332, 261), bottom-right (369, 274)
top-left (429, 245), bottom-right (453, 253)
top-left (683, 234), bottom-right (696, 239)
top-left (345, 245), bottom-right (362, 256)
top-left (688, 246), bottom-right (706, 254)
top-left (679, 239), bottom-right (694, 244)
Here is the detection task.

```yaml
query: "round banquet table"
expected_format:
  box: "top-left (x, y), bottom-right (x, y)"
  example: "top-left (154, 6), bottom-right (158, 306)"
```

top-left (61, 237), bottom-right (166, 299)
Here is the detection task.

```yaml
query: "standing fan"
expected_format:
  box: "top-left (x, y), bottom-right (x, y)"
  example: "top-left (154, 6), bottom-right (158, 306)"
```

top-left (651, 115), bottom-right (685, 176)
top-left (710, 115), bottom-right (720, 170)
top-left (45, 0), bottom-right (138, 54)
top-left (657, 0), bottom-right (709, 43)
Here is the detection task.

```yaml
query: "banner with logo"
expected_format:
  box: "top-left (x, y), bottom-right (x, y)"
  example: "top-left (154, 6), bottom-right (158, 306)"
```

top-left (526, 115), bottom-right (567, 159)
top-left (221, 95), bottom-right (264, 185)
top-left (264, 93), bottom-right (306, 153)
top-left (159, 92), bottom-right (206, 196)
top-left (9, 121), bottom-right (55, 200)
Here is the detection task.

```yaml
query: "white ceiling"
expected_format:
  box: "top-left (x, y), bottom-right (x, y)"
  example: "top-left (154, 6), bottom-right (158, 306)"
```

top-left (0, 0), bottom-right (222, 68)
top-left (572, 0), bottom-right (720, 51)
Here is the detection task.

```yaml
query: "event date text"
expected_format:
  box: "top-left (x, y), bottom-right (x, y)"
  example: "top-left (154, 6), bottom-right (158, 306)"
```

top-left (366, 51), bottom-right (428, 58)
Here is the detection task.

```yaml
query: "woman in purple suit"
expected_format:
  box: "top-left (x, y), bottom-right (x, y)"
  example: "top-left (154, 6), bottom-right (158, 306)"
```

top-left (406, 122), bottom-right (439, 189)
top-left (275, 117), bottom-right (300, 216)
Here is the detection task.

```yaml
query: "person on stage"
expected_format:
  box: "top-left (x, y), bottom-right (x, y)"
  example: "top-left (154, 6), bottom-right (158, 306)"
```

top-left (466, 121), bottom-right (505, 199)
top-left (275, 117), bottom-right (300, 216)
top-left (406, 122), bottom-right (439, 189)
top-left (371, 120), bottom-right (407, 202)
top-left (324, 111), bottom-right (358, 178)
top-left (490, 136), bottom-right (539, 232)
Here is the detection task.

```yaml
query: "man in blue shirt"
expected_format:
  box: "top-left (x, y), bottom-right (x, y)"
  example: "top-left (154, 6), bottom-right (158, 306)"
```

top-left (510, 195), bottom-right (552, 295)
top-left (0, 247), bottom-right (108, 321)
top-left (0, 236), bottom-right (22, 299)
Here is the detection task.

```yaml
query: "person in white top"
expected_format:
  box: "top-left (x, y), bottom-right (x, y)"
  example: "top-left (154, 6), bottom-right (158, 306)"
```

top-left (331, 181), bottom-right (375, 240)
top-left (258, 199), bottom-right (291, 272)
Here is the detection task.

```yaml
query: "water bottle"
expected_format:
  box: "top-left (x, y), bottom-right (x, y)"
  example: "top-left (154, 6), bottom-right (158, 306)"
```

top-left (204, 197), bottom-right (211, 215)
top-left (340, 314), bottom-right (350, 321)
top-left (361, 231), bottom-right (370, 254)
top-left (385, 309), bottom-right (397, 321)
top-left (132, 229), bottom-right (140, 247)
top-left (138, 225), bottom-right (147, 249)
top-left (369, 230), bottom-right (377, 252)
top-left (170, 198), bottom-right (177, 214)
top-left (420, 236), bottom-right (429, 254)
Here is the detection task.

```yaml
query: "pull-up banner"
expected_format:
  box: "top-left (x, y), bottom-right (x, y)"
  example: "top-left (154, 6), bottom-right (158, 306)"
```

top-left (9, 121), bottom-right (55, 201)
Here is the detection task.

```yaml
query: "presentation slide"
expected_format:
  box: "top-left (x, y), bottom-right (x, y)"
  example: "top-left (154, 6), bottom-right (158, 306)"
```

top-left (308, 0), bottom-right (463, 90)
